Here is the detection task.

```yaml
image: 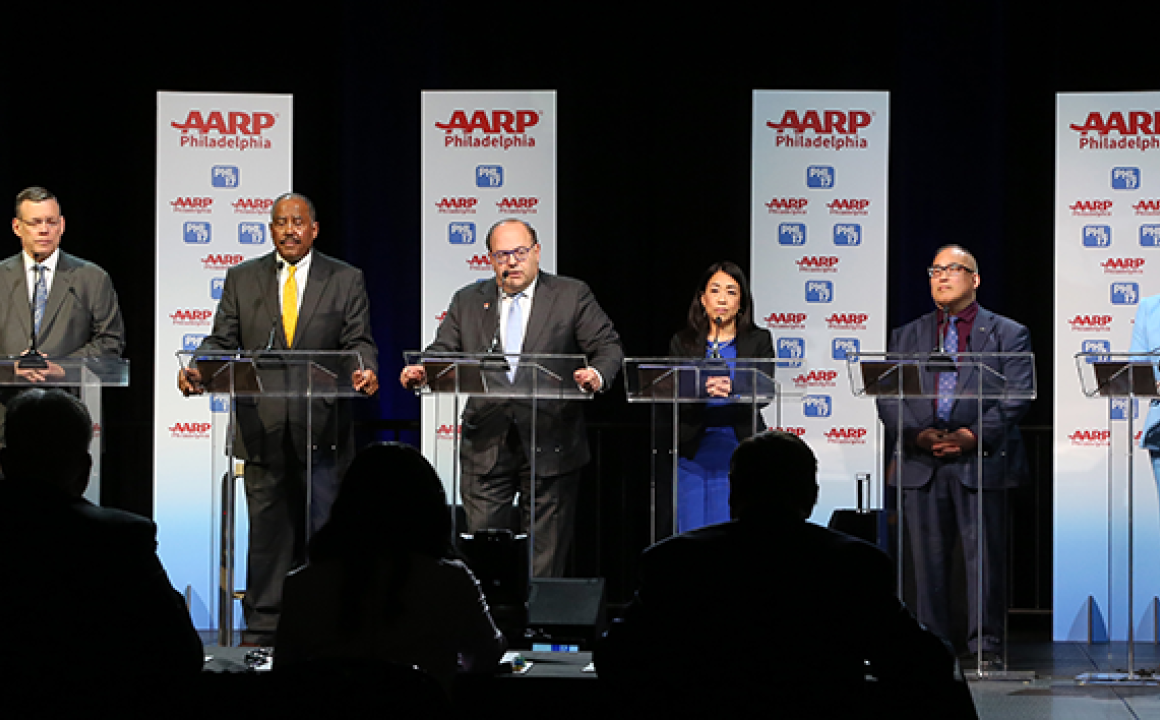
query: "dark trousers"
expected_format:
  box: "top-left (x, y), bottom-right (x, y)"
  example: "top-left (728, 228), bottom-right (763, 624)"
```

top-left (904, 465), bottom-right (1008, 653)
top-left (461, 424), bottom-right (580, 578)
top-left (241, 431), bottom-right (338, 643)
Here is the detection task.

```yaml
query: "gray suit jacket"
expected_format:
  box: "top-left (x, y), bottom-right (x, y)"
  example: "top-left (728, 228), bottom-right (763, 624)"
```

top-left (425, 272), bottom-right (623, 477)
top-left (0, 251), bottom-right (124, 357)
top-left (194, 250), bottom-right (378, 464)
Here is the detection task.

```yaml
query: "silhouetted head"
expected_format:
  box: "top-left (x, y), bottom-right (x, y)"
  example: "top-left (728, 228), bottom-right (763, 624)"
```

top-left (728, 430), bottom-right (818, 521)
top-left (309, 441), bottom-right (453, 561)
top-left (1, 389), bottom-right (93, 496)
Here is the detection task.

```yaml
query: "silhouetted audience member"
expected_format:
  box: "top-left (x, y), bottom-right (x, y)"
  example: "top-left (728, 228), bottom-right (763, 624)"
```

top-left (275, 442), bottom-right (506, 692)
top-left (0, 389), bottom-right (204, 677)
top-left (596, 430), bottom-right (972, 718)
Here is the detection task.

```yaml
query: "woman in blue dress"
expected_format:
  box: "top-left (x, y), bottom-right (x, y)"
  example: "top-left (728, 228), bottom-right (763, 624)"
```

top-left (668, 262), bottom-right (773, 532)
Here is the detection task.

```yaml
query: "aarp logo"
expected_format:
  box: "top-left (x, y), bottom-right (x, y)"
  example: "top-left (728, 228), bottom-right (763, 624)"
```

top-left (832, 337), bottom-right (860, 362)
top-left (449, 222), bottom-right (476, 245)
top-left (805, 280), bottom-right (833, 303)
top-left (476, 165), bottom-right (504, 187)
top-left (802, 395), bottom-right (832, 418)
top-left (1112, 167), bottom-right (1140, 190)
top-left (183, 222), bottom-right (211, 245)
top-left (833, 223), bottom-right (861, 246)
top-left (806, 165), bottom-right (835, 189)
top-left (1110, 282), bottom-right (1139, 305)
top-left (211, 165), bottom-right (239, 188)
top-left (1101, 257), bottom-right (1144, 274)
top-left (1082, 225), bottom-right (1111, 248)
top-left (238, 223), bottom-right (266, 245)
top-left (778, 223), bottom-right (806, 246)
top-left (776, 337), bottom-right (805, 368)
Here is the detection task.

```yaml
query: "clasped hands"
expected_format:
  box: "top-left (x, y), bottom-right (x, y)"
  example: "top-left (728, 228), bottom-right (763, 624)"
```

top-left (916, 427), bottom-right (977, 458)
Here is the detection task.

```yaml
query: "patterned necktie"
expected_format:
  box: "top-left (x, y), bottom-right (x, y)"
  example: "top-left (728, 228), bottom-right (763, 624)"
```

top-left (504, 292), bottom-right (524, 381)
top-left (283, 265), bottom-right (298, 348)
top-left (937, 316), bottom-right (959, 422)
top-left (32, 264), bottom-right (47, 336)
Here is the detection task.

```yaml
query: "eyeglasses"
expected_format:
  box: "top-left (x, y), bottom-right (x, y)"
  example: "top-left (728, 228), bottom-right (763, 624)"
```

top-left (927, 263), bottom-right (975, 278)
top-left (490, 245), bottom-right (534, 263)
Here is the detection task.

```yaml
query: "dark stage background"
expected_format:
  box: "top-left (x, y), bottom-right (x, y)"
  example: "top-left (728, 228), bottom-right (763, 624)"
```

top-left (1, 4), bottom-right (1153, 609)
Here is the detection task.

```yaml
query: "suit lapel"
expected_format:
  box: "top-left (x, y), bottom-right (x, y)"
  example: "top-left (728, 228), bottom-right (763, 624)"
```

top-left (39, 253), bottom-right (76, 340)
top-left (258, 253), bottom-right (284, 347)
top-left (479, 280), bottom-right (501, 352)
top-left (956, 307), bottom-right (995, 395)
top-left (294, 253), bottom-right (332, 347)
top-left (522, 272), bottom-right (556, 354)
top-left (3, 255), bottom-right (31, 344)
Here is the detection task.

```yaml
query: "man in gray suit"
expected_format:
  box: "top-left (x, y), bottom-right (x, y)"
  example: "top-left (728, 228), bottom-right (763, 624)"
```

top-left (179, 193), bottom-right (378, 645)
top-left (401, 218), bottom-right (623, 577)
top-left (2, 186), bottom-right (124, 374)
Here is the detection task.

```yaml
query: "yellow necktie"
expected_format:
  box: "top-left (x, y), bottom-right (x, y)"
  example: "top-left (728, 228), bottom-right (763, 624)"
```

top-left (283, 265), bottom-right (298, 348)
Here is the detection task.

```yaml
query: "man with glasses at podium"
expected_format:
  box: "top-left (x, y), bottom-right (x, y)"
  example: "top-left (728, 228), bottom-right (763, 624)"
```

top-left (876, 244), bottom-right (1032, 670)
top-left (400, 218), bottom-right (623, 578)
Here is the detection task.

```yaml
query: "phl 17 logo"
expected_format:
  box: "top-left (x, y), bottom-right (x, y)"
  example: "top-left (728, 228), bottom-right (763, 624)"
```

top-left (802, 395), bottom-right (832, 418)
top-left (238, 223), bottom-right (265, 245)
top-left (1112, 167), bottom-right (1140, 191)
top-left (805, 281), bottom-right (833, 303)
top-left (184, 222), bottom-right (211, 245)
top-left (449, 223), bottom-right (476, 245)
top-left (833, 224), bottom-right (861, 246)
top-left (210, 278), bottom-right (224, 300)
top-left (476, 165), bottom-right (503, 187)
top-left (211, 165), bottom-right (239, 188)
top-left (1141, 225), bottom-right (1160, 247)
top-left (832, 337), bottom-right (860, 362)
top-left (1080, 339), bottom-right (1110, 364)
top-left (777, 337), bottom-right (804, 368)
top-left (779, 223), bottom-right (806, 246)
top-left (806, 166), bottom-right (835, 189)
top-left (1110, 398), bottom-right (1138, 421)
top-left (1082, 225), bottom-right (1111, 248)
top-left (1110, 282), bottom-right (1139, 305)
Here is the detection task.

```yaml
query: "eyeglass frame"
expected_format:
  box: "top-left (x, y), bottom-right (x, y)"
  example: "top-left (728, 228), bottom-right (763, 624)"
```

top-left (927, 262), bottom-right (975, 278)
top-left (490, 244), bottom-right (535, 263)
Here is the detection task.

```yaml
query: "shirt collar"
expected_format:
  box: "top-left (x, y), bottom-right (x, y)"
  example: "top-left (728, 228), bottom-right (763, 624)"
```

top-left (937, 300), bottom-right (978, 325)
top-left (23, 249), bottom-right (59, 275)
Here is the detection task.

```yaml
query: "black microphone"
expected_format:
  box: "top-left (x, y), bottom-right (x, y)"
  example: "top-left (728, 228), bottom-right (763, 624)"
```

top-left (481, 270), bottom-right (511, 372)
top-left (710, 316), bottom-right (724, 360)
top-left (928, 305), bottom-right (953, 370)
top-left (20, 269), bottom-right (47, 370)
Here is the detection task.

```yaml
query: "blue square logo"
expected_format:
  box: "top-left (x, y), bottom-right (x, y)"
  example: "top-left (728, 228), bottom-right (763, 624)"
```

top-left (1141, 225), bottom-right (1160, 247)
top-left (1111, 398), bottom-right (1138, 421)
top-left (449, 222), bottom-right (476, 245)
top-left (806, 165), bottom-right (835, 189)
top-left (183, 221), bottom-right (211, 244)
top-left (832, 337), bottom-right (861, 362)
top-left (210, 277), bottom-right (225, 300)
top-left (211, 165), bottom-right (240, 188)
top-left (182, 333), bottom-right (206, 352)
top-left (1081, 339), bottom-right (1110, 364)
top-left (776, 337), bottom-right (805, 368)
top-left (778, 222), bottom-right (806, 246)
top-left (238, 222), bottom-right (266, 245)
top-left (833, 223), bottom-right (861, 246)
top-left (1112, 167), bottom-right (1140, 191)
top-left (802, 394), bottom-right (832, 418)
top-left (1083, 225), bottom-right (1112, 248)
top-left (210, 396), bottom-right (231, 413)
top-left (476, 165), bottom-right (504, 188)
top-left (1111, 282), bottom-right (1139, 305)
top-left (805, 280), bottom-right (833, 303)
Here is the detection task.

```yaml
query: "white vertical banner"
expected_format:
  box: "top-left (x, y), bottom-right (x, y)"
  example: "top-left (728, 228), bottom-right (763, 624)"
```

top-left (1055, 93), bottom-right (1160, 641)
top-left (751, 91), bottom-right (890, 524)
top-left (419, 92), bottom-right (557, 500)
top-left (154, 92), bottom-right (292, 629)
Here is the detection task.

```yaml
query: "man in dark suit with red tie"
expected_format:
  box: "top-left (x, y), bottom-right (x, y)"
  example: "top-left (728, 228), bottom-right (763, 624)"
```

top-left (179, 193), bottom-right (378, 645)
top-left (876, 244), bottom-right (1033, 670)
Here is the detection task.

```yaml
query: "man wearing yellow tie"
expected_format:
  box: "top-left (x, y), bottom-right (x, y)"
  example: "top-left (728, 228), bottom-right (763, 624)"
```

top-left (178, 193), bottom-right (378, 645)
